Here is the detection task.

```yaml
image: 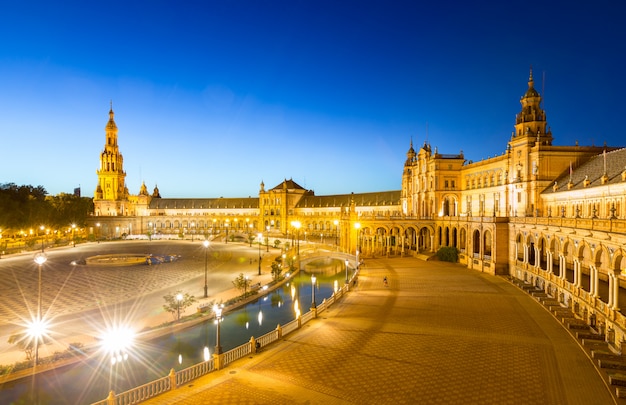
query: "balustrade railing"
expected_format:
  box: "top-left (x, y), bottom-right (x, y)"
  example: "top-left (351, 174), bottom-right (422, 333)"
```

top-left (223, 343), bottom-right (251, 367)
top-left (116, 376), bottom-right (171, 405)
top-left (176, 359), bottom-right (214, 386)
top-left (92, 273), bottom-right (355, 405)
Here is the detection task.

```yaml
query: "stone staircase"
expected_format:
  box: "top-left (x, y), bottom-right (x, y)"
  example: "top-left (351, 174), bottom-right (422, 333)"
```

top-left (508, 278), bottom-right (626, 401)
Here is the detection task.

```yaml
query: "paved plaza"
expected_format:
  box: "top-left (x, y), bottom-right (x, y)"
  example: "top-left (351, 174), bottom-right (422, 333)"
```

top-left (141, 257), bottom-right (617, 405)
top-left (0, 241), bottom-right (274, 366)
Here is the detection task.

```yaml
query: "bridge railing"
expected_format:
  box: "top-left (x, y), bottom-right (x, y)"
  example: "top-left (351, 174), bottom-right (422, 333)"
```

top-left (92, 268), bottom-right (358, 405)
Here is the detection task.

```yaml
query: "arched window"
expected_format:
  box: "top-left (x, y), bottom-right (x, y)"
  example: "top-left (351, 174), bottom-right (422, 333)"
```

top-left (473, 230), bottom-right (480, 256)
top-left (459, 228), bottom-right (467, 251)
top-left (483, 230), bottom-right (492, 258)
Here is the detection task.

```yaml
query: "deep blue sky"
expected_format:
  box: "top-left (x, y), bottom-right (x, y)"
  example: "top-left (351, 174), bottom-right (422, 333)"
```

top-left (1, 1), bottom-right (624, 198)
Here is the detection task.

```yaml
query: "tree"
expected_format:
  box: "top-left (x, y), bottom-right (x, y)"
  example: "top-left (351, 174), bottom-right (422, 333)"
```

top-left (162, 291), bottom-right (196, 321)
top-left (7, 329), bottom-right (50, 362)
top-left (270, 257), bottom-right (284, 282)
top-left (232, 273), bottom-right (251, 297)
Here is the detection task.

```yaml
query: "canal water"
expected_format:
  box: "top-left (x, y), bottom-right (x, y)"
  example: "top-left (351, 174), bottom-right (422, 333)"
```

top-left (2, 259), bottom-right (350, 404)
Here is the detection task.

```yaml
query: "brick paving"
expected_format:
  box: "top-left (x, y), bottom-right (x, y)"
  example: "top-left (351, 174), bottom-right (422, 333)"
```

top-left (140, 257), bottom-right (618, 405)
top-left (0, 242), bottom-right (272, 366)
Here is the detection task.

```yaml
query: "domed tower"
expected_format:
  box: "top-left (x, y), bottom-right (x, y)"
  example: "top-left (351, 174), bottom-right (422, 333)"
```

top-left (93, 105), bottom-right (129, 216)
top-left (512, 68), bottom-right (552, 145)
top-left (507, 69), bottom-right (552, 216)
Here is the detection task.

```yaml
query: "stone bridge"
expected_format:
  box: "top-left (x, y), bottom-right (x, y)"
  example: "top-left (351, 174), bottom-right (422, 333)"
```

top-left (297, 249), bottom-right (358, 272)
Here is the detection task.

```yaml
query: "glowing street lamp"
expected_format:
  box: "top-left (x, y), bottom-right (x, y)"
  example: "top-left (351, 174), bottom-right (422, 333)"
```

top-left (203, 240), bottom-right (209, 298)
top-left (39, 225), bottom-right (45, 251)
top-left (292, 221), bottom-right (301, 255)
top-left (311, 275), bottom-right (317, 309)
top-left (344, 259), bottom-right (349, 285)
top-left (71, 223), bottom-right (76, 247)
top-left (355, 222), bottom-right (361, 269)
top-left (213, 304), bottom-right (224, 354)
top-left (101, 326), bottom-right (134, 392)
top-left (33, 252), bottom-right (47, 366)
top-left (257, 232), bottom-right (263, 275)
top-left (176, 293), bottom-right (183, 321)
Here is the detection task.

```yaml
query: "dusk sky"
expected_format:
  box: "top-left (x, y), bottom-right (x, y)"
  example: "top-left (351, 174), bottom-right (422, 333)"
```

top-left (1, 1), bottom-right (624, 198)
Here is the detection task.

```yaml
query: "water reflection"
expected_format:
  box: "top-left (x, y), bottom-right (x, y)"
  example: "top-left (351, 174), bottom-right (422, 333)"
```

top-left (2, 260), bottom-right (350, 404)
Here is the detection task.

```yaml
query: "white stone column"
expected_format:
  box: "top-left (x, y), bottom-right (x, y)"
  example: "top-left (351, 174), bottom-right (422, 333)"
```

top-left (523, 244), bottom-right (528, 264)
top-left (608, 272), bottom-right (615, 308)
top-left (535, 246), bottom-right (541, 270)
top-left (612, 271), bottom-right (620, 311)
top-left (430, 235), bottom-right (435, 253)
top-left (590, 265), bottom-right (599, 297)
top-left (546, 251), bottom-right (553, 274)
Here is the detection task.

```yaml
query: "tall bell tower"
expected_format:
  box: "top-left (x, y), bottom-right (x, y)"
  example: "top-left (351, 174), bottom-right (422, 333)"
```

top-left (94, 104), bottom-right (129, 216)
top-left (507, 69), bottom-right (552, 216)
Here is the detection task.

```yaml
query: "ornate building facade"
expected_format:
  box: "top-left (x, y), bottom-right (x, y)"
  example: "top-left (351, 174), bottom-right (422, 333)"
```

top-left (88, 71), bottom-right (626, 351)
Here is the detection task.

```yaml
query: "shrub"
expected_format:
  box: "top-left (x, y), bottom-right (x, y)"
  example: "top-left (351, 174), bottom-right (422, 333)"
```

top-left (436, 247), bottom-right (458, 263)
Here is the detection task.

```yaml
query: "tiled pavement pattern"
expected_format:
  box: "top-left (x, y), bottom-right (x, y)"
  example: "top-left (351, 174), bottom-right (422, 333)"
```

top-left (141, 258), bottom-right (618, 405)
top-left (0, 249), bottom-right (235, 322)
top-left (0, 259), bottom-right (202, 321)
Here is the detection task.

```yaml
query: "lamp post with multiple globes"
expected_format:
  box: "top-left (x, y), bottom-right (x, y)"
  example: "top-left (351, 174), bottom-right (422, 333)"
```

top-left (213, 304), bottom-right (223, 354)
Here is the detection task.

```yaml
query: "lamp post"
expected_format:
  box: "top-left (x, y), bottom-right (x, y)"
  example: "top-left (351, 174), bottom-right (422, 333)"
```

top-left (225, 220), bottom-right (229, 244)
top-left (203, 240), bottom-right (209, 298)
top-left (176, 293), bottom-right (183, 321)
top-left (39, 225), bottom-right (45, 251)
top-left (292, 221), bottom-right (301, 255)
top-left (355, 222), bottom-right (361, 270)
top-left (266, 225), bottom-right (270, 252)
top-left (344, 259), bottom-right (349, 285)
top-left (213, 304), bottom-right (223, 354)
top-left (311, 274), bottom-right (317, 309)
top-left (32, 252), bottom-right (47, 367)
top-left (257, 232), bottom-right (262, 275)
top-left (102, 326), bottom-right (134, 392)
top-left (333, 220), bottom-right (339, 250)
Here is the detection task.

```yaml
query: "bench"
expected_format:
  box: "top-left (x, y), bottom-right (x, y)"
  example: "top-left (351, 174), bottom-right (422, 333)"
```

top-left (197, 302), bottom-right (212, 313)
top-left (250, 282), bottom-right (262, 290)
